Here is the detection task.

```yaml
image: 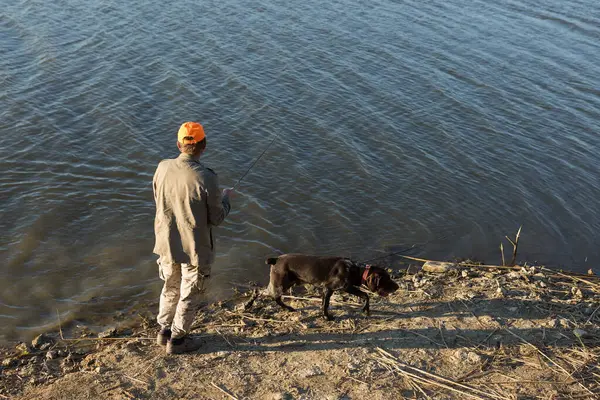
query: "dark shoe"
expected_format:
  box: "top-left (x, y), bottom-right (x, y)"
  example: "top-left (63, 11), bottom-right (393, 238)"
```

top-left (156, 328), bottom-right (171, 346)
top-left (166, 335), bottom-right (202, 354)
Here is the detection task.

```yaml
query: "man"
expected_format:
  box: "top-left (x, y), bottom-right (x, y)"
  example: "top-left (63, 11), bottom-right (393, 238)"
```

top-left (153, 121), bottom-right (232, 354)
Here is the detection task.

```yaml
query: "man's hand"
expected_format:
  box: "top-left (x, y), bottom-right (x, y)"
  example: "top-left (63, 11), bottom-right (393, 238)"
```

top-left (222, 187), bottom-right (234, 199)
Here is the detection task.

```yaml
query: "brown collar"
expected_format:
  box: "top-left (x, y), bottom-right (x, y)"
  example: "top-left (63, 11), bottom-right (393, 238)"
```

top-left (362, 265), bottom-right (371, 285)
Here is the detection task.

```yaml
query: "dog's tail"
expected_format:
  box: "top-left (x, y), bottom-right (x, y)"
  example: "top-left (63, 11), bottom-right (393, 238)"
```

top-left (266, 257), bottom-right (279, 266)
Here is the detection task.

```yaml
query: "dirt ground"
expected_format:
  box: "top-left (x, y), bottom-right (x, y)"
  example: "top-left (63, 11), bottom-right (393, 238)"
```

top-left (1, 261), bottom-right (599, 399)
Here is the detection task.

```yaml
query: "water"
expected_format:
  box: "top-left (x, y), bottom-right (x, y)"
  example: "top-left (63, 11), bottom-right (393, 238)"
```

top-left (1, 0), bottom-right (599, 341)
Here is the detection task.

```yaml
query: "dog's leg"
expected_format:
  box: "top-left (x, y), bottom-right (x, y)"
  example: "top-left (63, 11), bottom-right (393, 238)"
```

top-left (275, 296), bottom-right (296, 312)
top-left (322, 288), bottom-right (334, 321)
top-left (243, 288), bottom-right (260, 311)
top-left (344, 286), bottom-right (370, 315)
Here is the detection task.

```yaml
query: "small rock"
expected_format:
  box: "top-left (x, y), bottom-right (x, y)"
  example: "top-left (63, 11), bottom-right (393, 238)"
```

top-left (2, 358), bottom-right (16, 368)
top-left (95, 366), bottom-right (106, 374)
top-left (46, 350), bottom-right (58, 360)
top-left (75, 348), bottom-right (89, 356)
top-left (15, 342), bottom-right (29, 354)
top-left (467, 352), bottom-right (483, 364)
top-left (461, 270), bottom-right (469, 279)
top-left (300, 366), bottom-right (323, 378)
top-left (346, 362), bottom-right (359, 373)
top-left (571, 287), bottom-right (583, 300)
top-left (39, 343), bottom-right (52, 351)
top-left (452, 349), bottom-right (468, 363)
top-left (573, 328), bottom-right (589, 338)
top-left (31, 333), bottom-right (54, 349)
top-left (28, 356), bottom-right (42, 365)
top-left (532, 273), bottom-right (546, 281)
top-left (423, 261), bottom-right (456, 273)
top-left (551, 317), bottom-right (570, 329)
top-left (520, 266), bottom-right (536, 275)
top-left (98, 328), bottom-right (117, 339)
top-left (506, 271), bottom-right (521, 280)
top-left (270, 392), bottom-right (293, 400)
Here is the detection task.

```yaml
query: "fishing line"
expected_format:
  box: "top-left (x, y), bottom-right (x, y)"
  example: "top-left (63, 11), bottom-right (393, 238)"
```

top-left (232, 135), bottom-right (277, 190)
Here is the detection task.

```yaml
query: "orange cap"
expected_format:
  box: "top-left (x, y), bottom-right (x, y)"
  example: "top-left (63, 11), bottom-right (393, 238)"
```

top-left (178, 122), bottom-right (205, 144)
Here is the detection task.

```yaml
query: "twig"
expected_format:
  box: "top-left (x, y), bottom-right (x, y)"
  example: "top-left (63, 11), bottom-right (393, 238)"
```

top-left (210, 381), bottom-right (239, 400)
top-left (99, 384), bottom-right (123, 394)
top-left (500, 243), bottom-right (505, 267)
top-left (347, 376), bottom-right (368, 385)
top-left (124, 374), bottom-right (149, 386)
top-left (215, 329), bottom-right (234, 348)
top-left (375, 348), bottom-right (503, 400)
top-left (410, 378), bottom-right (431, 399)
top-left (282, 295), bottom-right (361, 307)
top-left (225, 311), bottom-right (307, 329)
top-left (59, 337), bottom-right (154, 341)
top-left (438, 322), bottom-right (449, 349)
top-left (541, 267), bottom-right (600, 290)
top-left (56, 309), bottom-right (64, 340)
top-left (400, 256), bottom-right (519, 271)
top-left (399, 328), bottom-right (444, 348)
top-left (504, 225), bottom-right (522, 266)
top-left (585, 304), bottom-right (600, 325)
top-left (503, 328), bottom-right (595, 396)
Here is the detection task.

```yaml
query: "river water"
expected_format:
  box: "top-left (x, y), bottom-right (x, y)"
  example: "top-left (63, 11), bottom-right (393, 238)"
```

top-left (1, 0), bottom-right (599, 341)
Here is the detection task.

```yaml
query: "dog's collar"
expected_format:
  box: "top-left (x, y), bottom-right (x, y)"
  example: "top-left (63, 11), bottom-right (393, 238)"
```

top-left (362, 264), bottom-right (371, 285)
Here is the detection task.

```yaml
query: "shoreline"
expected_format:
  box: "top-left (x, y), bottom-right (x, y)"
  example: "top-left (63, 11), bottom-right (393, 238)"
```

top-left (2, 260), bottom-right (599, 399)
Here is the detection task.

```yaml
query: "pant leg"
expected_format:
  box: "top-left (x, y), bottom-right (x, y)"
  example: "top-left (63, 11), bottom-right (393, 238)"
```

top-left (156, 259), bottom-right (182, 329)
top-left (170, 264), bottom-right (210, 339)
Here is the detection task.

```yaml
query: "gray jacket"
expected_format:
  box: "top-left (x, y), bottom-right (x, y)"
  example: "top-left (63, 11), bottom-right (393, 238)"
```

top-left (153, 153), bottom-right (230, 268)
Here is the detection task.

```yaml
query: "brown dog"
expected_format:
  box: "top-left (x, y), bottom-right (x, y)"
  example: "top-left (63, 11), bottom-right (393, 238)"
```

top-left (244, 253), bottom-right (399, 320)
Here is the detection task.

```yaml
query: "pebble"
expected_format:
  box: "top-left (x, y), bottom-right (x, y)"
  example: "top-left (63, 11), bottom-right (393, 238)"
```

top-left (346, 362), bottom-right (359, 373)
top-left (98, 328), bottom-right (117, 339)
top-left (467, 352), bottom-right (483, 364)
top-left (422, 261), bottom-right (456, 273)
top-left (506, 272), bottom-right (521, 280)
top-left (31, 333), bottom-right (54, 349)
top-left (16, 342), bottom-right (29, 354)
top-left (270, 392), bottom-right (293, 400)
top-left (46, 350), bottom-right (59, 360)
top-left (573, 328), bottom-right (588, 338)
top-left (1, 358), bottom-right (16, 368)
top-left (300, 366), bottom-right (323, 378)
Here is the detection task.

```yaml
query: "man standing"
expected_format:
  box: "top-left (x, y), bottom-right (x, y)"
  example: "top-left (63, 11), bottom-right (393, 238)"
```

top-left (153, 121), bottom-right (232, 354)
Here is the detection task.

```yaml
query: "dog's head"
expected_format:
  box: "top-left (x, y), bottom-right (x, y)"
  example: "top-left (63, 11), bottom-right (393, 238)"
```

top-left (363, 265), bottom-right (399, 297)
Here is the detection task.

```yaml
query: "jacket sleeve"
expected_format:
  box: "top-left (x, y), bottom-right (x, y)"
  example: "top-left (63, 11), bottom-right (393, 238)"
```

top-left (153, 161), bottom-right (162, 203)
top-left (205, 170), bottom-right (231, 227)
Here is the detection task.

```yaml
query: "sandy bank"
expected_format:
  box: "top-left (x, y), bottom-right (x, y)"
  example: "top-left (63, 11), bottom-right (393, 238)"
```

top-left (2, 261), bottom-right (599, 399)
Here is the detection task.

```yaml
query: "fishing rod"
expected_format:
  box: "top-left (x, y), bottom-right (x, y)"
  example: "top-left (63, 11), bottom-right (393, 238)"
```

top-left (358, 232), bottom-right (452, 265)
top-left (231, 135), bottom-right (277, 190)
top-left (359, 244), bottom-right (419, 265)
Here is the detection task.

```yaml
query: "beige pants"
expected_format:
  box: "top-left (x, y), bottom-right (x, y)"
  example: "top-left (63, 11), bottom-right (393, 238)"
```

top-left (157, 259), bottom-right (210, 339)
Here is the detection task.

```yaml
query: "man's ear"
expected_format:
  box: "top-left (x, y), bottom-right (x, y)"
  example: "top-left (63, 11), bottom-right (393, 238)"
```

top-left (177, 141), bottom-right (182, 152)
